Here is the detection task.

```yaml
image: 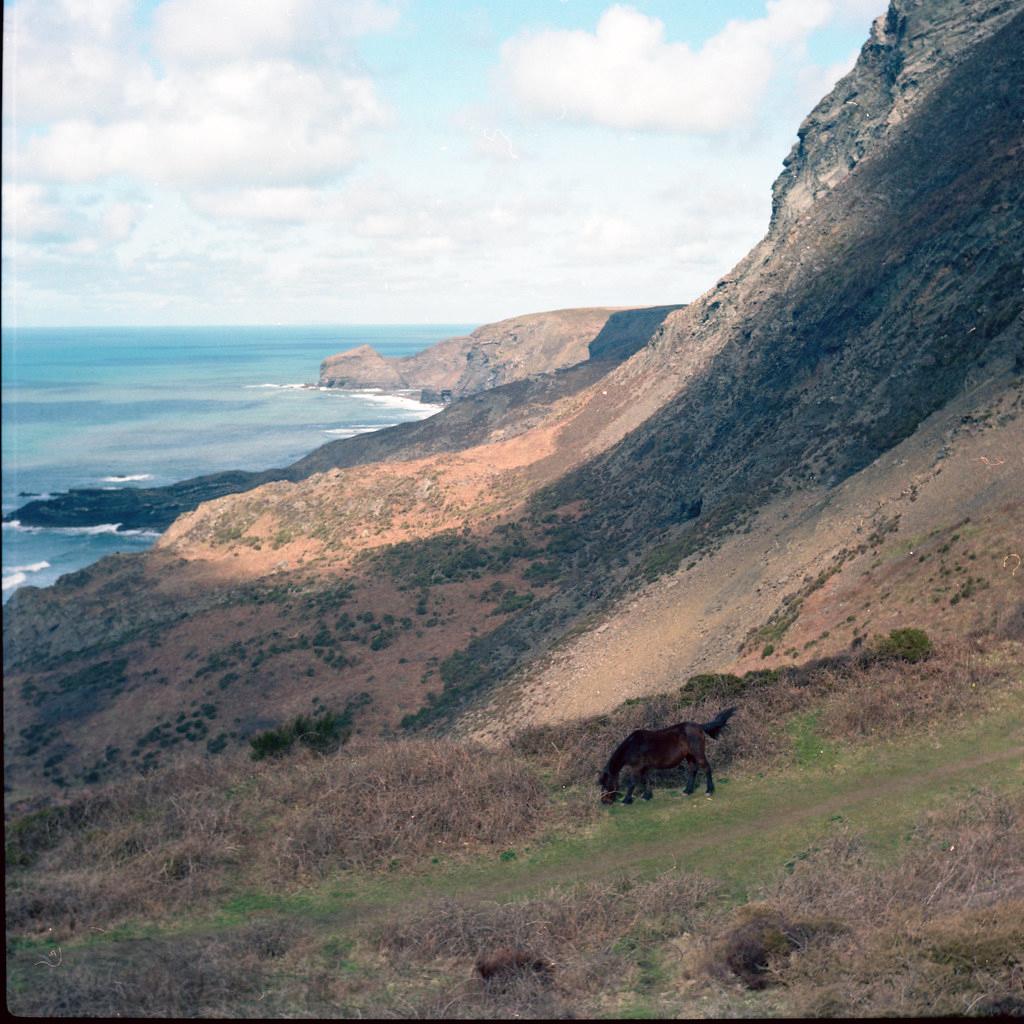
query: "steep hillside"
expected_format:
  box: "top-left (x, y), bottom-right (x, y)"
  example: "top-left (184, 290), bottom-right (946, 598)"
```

top-left (4, 0), bottom-right (1022, 798)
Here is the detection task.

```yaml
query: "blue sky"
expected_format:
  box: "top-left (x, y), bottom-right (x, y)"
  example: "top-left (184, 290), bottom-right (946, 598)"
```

top-left (2, 0), bottom-right (884, 326)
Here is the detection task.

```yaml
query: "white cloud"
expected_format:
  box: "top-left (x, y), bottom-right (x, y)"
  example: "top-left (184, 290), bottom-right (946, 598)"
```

top-left (2, 0), bottom-right (149, 121)
top-left (2, 184), bottom-right (67, 240)
top-left (500, 1), bottom-right (839, 133)
top-left (153, 0), bottom-right (398, 64)
top-left (22, 64), bottom-right (387, 188)
top-left (5, 0), bottom-right (393, 191)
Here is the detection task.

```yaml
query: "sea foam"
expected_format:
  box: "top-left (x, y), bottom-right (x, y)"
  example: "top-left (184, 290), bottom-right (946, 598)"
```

top-left (101, 474), bottom-right (154, 483)
top-left (344, 392), bottom-right (443, 414)
top-left (2, 521), bottom-right (157, 537)
top-left (1, 561), bottom-right (49, 590)
top-left (322, 424), bottom-right (388, 438)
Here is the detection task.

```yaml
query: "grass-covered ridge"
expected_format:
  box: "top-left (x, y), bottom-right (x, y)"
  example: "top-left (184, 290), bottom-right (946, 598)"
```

top-left (6, 636), bottom-right (1022, 1016)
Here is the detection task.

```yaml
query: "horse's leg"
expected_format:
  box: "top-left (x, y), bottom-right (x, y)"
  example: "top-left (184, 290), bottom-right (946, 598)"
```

top-left (640, 768), bottom-right (653, 800)
top-left (702, 758), bottom-right (715, 796)
top-left (683, 758), bottom-right (697, 795)
top-left (623, 769), bottom-right (637, 804)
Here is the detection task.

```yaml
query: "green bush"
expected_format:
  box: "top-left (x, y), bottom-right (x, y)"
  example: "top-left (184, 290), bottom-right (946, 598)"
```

top-left (493, 590), bottom-right (534, 615)
top-left (683, 673), bottom-right (744, 701)
top-left (249, 697), bottom-right (369, 761)
top-left (870, 628), bottom-right (933, 663)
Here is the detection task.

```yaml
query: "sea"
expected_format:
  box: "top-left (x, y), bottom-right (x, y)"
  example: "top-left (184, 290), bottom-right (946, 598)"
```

top-left (2, 324), bottom-right (473, 603)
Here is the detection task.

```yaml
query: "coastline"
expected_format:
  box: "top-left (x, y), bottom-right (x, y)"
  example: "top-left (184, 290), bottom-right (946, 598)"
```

top-left (2, 374), bottom-right (447, 602)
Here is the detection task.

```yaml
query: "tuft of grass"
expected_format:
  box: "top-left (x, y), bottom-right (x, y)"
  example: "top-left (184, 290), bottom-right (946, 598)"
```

top-left (789, 712), bottom-right (838, 769)
top-left (868, 627), bottom-right (933, 663)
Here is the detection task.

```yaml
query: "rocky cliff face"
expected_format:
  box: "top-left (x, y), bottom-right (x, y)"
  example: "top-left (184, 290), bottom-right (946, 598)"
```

top-left (4, 0), bottom-right (1021, 796)
top-left (770, 0), bottom-right (1021, 231)
top-left (318, 307), bottom-right (676, 396)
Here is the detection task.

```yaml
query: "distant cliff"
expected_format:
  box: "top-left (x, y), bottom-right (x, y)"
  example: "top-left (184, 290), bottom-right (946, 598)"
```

top-left (319, 306), bottom-right (681, 399)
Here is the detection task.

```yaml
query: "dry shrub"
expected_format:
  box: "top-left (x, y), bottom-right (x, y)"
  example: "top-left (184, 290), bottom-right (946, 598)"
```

top-left (263, 737), bottom-right (586, 878)
top-left (709, 902), bottom-right (845, 990)
top-left (510, 640), bottom-right (1008, 788)
top-left (6, 738), bottom-right (594, 936)
top-left (731, 790), bottom-right (1024, 1016)
top-left (5, 754), bottom-right (255, 935)
top-left (372, 872), bottom-right (717, 1019)
top-left (476, 947), bottom-right (554, 983)
top-left (377, 872), bottom-right (716, 962)
top-left (6, 932), bottom-right (271, 1018)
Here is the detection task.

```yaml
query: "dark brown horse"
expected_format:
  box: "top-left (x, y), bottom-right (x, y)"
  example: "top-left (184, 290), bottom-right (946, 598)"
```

top-left (598, 707), bottom-right (736, 803)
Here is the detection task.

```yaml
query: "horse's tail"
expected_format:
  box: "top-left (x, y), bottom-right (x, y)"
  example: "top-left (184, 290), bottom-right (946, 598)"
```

top-left (699, 706), bottom-right (737, 739)
top-left (598, 733), bottom-right (634, 796)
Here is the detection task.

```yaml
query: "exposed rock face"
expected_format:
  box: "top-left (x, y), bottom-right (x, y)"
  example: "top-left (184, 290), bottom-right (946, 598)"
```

top-left (317, 344), bottom-right (408, 389)
top-left (771, 0), bottom-right (1021, 230)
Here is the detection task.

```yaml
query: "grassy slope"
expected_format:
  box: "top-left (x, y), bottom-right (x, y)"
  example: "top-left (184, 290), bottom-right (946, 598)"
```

top-left (8, 685), bottom-right (1022, 1016)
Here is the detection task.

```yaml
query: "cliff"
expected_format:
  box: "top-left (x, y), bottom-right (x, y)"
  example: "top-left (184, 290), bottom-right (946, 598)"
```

top-left (318, 306), bottom-right (679, 397)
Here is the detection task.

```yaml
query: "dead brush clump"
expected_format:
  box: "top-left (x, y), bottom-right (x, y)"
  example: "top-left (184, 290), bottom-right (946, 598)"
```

top-left (6, 737), bottom-right (591, 937)
top-left (698, 789), bottom-right (1024, 1016)
top-left (5, 753), bottom-right (254, 936)
top-left (261, 737), bottom-right (591, 879)
top-left (819, 638), bottom-right (999, 739)
top-left (510, 639), bottom-right (1007, 788)
top-left (377, 873), bottom-right (717, 960)
top-left (6, 929), bottom-right (274, 1018)
top-left (373, 872), bottom-right (718, 1015)
top-left (708, 902), bottom-right (847, 991)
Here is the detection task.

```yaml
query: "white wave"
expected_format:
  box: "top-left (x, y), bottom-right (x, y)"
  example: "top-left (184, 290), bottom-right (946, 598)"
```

top-left (5, 521), bottom-right (118, 535)
top-left (6, 561), bottom-right (51, 574)
top-left (355, 393), bottom-right (443, 413)
top-left (245, 383), bottom-right (311, 390)
top-left (3, 520), bottom-right (161, 538)
top-left (101, 474), bottom-right (154, 483)
top-left (2, 572), bottom-right (27, 591)
top-left (322, 424), bottom-right (388, 438)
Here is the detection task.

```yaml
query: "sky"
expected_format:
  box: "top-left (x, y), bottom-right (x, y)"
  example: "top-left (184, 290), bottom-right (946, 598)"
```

top-left (2, 0), bottom-right (885, 327)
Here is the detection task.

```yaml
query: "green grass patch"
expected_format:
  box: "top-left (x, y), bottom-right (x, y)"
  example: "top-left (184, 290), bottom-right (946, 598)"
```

top-left (788, 711), bottom-right (839, 769)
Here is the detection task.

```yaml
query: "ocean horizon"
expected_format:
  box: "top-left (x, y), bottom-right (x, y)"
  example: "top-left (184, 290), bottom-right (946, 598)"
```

top-left (2, 323), bottom-right (474, 602)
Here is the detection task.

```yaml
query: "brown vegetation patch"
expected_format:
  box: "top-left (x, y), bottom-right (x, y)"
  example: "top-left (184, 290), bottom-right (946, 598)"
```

top-left (5, 739), bottom-right (594, 939)
top-left (509, 638), bottom-right (1013, 789)
top-left (705, 790), bottom-right (1024, 1016)
top-left (262, 737), bottom-right (591, 878)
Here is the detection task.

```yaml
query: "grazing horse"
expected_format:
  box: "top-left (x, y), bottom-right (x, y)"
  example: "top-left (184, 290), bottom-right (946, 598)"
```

top-left (598, 707), bottom-right (736, 804)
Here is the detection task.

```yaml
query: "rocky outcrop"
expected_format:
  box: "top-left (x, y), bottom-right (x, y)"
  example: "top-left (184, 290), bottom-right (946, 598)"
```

top-left (318, 344), bottom-right (408, 389)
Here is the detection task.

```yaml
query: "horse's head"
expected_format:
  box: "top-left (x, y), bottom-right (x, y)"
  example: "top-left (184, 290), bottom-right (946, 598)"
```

top-left (598, 769), bottom-right (619, 804)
